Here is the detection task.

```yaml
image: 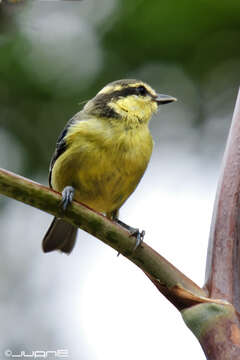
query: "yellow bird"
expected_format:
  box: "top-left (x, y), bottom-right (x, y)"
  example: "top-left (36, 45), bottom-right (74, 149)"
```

top-left (42, 79), bottom-right (176, 254)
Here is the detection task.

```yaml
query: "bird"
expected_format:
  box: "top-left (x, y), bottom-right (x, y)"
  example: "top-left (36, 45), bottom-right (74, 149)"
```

top-left (42, 79), bottom-right (176, 254)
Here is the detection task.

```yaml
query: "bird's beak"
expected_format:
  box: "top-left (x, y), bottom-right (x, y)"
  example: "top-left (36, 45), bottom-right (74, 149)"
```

top-left (155, 93), bottom-right (177, 105)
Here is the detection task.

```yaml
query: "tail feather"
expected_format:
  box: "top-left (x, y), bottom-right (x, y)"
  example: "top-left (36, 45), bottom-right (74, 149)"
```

top-left (42, 217), bottom-right (77, 254)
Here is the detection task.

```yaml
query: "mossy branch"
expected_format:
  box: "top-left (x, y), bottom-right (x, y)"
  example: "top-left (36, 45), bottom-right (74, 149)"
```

top-left (0, 167), bottom-right (207, 309)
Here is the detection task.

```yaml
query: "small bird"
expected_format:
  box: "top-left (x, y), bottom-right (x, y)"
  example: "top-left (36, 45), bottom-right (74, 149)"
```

top-left (42, 79), bottom-right (176, 254)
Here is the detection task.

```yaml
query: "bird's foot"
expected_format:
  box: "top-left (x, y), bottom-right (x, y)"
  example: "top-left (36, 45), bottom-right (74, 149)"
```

top-left (129, 228), bottom-right (145, 251)
top-left (114, 218), bottom-right (145, 252)
top-left (60, 186), bottom-right (75, 211)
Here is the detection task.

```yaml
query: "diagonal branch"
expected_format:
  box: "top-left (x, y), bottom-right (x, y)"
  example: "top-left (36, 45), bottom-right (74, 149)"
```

top-left (0, 168), bottom-right (207, 309)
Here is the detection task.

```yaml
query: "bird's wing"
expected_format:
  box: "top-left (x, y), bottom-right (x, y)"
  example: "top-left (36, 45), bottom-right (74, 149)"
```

top-left (48, 112), bottom-right (84, 187)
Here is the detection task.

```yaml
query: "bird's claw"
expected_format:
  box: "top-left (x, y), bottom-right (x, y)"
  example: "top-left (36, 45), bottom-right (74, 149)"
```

top-left (113, 218), bottom-right (145, 255)
top-left (130, 229), bottom-right (145, 251)
top-left (60, 186), bottom-right (75, 211)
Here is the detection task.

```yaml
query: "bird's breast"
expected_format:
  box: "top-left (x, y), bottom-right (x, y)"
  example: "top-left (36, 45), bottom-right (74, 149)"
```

top-left (51, 122), bottom-right (153, 213)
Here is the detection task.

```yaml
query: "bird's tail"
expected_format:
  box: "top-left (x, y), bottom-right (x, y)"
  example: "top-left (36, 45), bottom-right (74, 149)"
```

top-left (42, 217), bottom-right (77, 254)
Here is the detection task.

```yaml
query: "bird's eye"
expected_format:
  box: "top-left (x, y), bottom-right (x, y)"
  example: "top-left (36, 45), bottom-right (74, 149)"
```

top-left (137, 85), bottom-right (147, 96)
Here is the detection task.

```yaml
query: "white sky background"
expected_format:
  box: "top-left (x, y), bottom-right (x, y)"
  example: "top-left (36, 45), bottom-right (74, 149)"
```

top-left (0, 2), bottom-right (237, 359)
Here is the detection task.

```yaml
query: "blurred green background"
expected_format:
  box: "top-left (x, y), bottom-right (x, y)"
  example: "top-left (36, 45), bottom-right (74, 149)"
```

top-left (1, 0), bottom-right (240, 175)
top-left (1, 1), bottom-right (240, 359)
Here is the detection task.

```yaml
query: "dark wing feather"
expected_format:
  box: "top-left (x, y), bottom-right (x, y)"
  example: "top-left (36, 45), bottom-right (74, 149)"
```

top-left (48, 116), bottom-right (77, 187)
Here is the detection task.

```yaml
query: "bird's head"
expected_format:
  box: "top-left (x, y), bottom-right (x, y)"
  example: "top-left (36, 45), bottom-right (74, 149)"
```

top-left (84, 79), bottom-right (176, 128)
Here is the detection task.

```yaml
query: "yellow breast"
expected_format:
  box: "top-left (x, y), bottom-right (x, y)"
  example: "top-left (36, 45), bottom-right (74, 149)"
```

top-left (51, 119), bottom-right (153, 214)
